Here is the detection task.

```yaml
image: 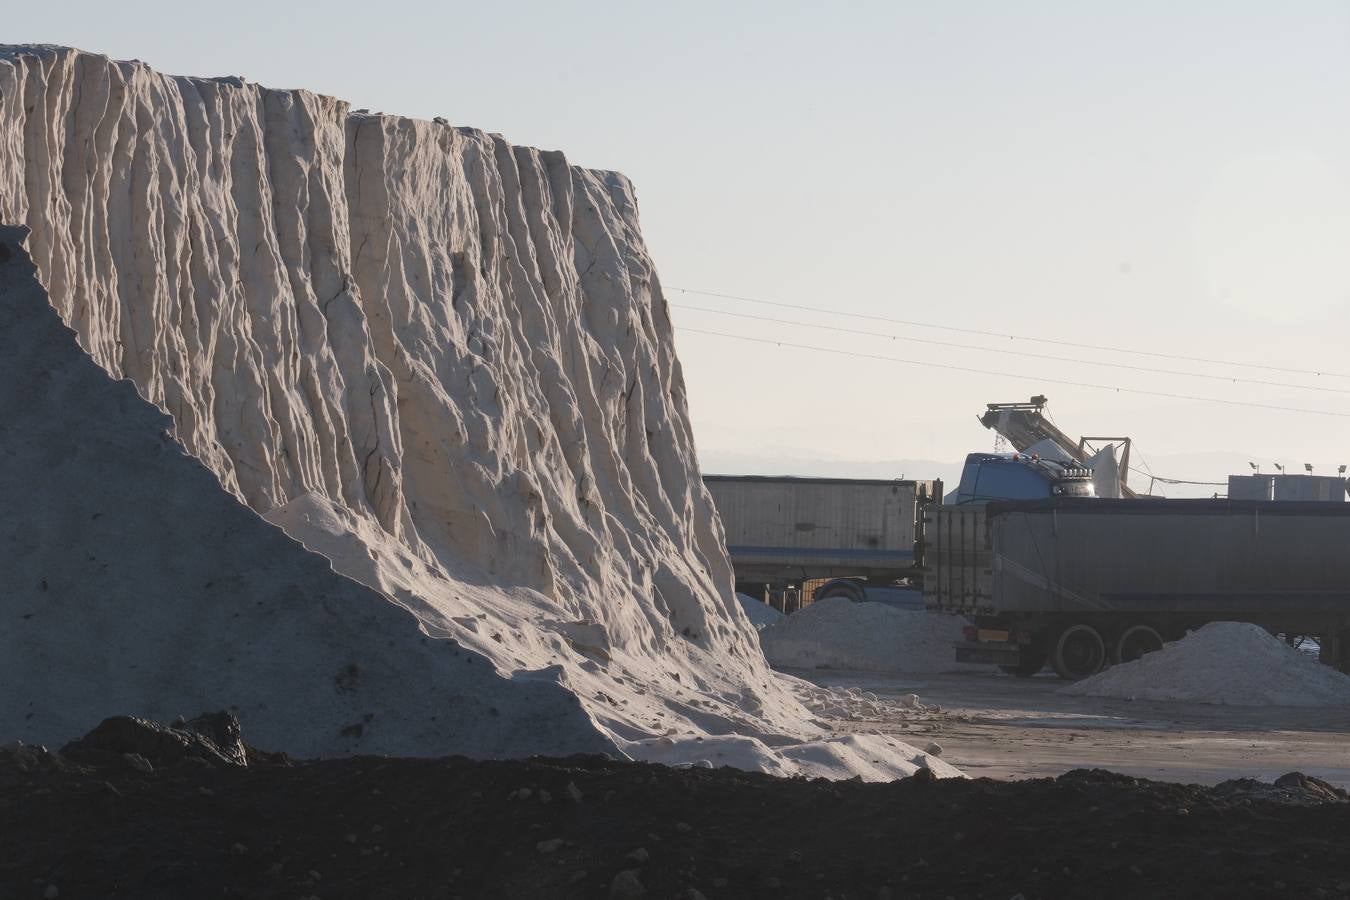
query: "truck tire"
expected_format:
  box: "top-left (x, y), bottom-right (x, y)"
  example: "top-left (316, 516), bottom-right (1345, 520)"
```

top-left (1115, 624), bottom-right (1164, 664)
top-left (813, 578), bottom-right (866, 603)
top-left (1052, 624), bottom-right (1106, 680)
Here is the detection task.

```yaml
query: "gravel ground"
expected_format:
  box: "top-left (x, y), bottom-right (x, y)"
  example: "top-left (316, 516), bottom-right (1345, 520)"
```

top-left (2, 716), bottom-right (1349, 899)
top-left (795, 669), bottom-right (1350, 787)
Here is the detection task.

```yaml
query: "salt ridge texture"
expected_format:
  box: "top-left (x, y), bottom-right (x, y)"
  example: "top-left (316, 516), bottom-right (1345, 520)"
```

top-left (759, 598), bottom-right (992, 674)
top-left (0, 231), bottom-right (605, 759)
top-left (1064, 622), bottom-right (1350, 707)
top-left (0, 46), bottom-right (951, 780)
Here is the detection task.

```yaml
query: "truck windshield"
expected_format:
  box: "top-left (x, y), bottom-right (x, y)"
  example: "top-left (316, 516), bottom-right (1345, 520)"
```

top-left (955, 462), bottom-right (1053, 503)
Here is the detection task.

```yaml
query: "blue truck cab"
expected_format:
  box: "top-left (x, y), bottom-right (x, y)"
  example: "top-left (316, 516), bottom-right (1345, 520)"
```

top-left (946, 452), bottom-right (1095, 505)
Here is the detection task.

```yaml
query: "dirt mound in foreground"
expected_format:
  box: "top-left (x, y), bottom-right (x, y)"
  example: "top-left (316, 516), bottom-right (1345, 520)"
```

top-left (3, 726), bottom-right (1347, 898)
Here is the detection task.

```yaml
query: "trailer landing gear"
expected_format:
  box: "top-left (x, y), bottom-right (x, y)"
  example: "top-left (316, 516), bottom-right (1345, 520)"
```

top-left (1320, 630), bottom-right (1350, 674)
top-left (999, 647), bottom-right (1048, 678)
top-left (1052, 624), bottom-right (1106, 680)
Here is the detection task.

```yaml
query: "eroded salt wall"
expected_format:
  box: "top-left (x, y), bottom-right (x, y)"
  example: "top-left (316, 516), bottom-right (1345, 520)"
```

top-left (0, 46), bottom-right (949, 779)
top-left (0, 43), bottom-right (736, 646)
top-left (0, 223), bottom-right (608, 758)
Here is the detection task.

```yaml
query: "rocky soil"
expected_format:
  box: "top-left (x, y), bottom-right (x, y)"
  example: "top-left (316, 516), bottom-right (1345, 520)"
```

top-left (3, 717), bottom-right (1348, 899)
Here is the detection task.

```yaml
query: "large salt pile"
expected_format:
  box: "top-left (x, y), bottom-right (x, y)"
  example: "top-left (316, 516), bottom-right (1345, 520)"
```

top-left (0, 233), bottom-right (605, 759)
top-left (0, 46), bottom-right (950, 780)
top-left (759, 598), bottom-right (988, 674)
top-left (1064, 622), bottom-right (1350, 706)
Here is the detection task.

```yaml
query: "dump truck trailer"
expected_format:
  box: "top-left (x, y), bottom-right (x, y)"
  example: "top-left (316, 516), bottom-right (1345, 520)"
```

top-left (703, 476), bottom-right (938, 599)
top-left (924, 498), bottom-right (1350, 677)
top-left (706, 454), bottom-right (1093, 606)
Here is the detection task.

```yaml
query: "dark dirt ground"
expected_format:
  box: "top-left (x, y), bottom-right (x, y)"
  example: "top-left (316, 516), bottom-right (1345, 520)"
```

top-left (3, 718), bottom-right (1350, 900)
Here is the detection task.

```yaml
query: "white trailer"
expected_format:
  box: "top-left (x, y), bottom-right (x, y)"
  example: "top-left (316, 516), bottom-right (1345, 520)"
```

top-left (704, 475), bottom-right (939, 599)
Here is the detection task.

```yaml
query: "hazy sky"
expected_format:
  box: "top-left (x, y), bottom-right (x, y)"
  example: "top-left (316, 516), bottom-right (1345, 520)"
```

top-left (10, 2), bottom-right (1350, 487)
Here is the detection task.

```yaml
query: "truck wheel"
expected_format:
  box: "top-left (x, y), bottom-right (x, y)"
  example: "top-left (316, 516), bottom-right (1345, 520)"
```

top-left (1000, 647), bottom-right (1048, 677)
top-left (1116, 624), bottom-right (1163, 664)
top-left (813, 578), bottom-right (866, 603)
top-left (1052, 624), bottom-right (1106, 680)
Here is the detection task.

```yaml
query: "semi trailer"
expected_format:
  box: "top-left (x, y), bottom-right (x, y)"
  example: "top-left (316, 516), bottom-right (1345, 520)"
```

top-left (705, 453), bottom-right (1092, 605)
top-left (924, 497), bottom-right (1350, 678)
top-left (709, 397), bottom-right (1350, 678)
top-left (703, 475), bottom-right (939, 604)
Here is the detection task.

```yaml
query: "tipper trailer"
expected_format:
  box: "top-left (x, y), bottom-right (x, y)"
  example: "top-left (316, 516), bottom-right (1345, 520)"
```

top-left (703, 475), bottom-right (939, 604)
top-left (924, 497), bottom-right (1350, 678)
top-left (706, 454), bottom-right (1094, 604)
top-left (710, 396), bottom-right (1350, 677)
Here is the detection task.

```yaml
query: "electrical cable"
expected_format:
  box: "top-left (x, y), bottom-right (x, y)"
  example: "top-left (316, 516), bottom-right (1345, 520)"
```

top-left (669, 286), bottom-right (1350, 380)
top-left (670, 302), bottom-right (1350, 396)
top-left (677, 326), bottom-right (1350, 419)
top-left (1127, 468), bottom-right (1226, 487)
top-left (1131, 445), bottom-right (1158, 478)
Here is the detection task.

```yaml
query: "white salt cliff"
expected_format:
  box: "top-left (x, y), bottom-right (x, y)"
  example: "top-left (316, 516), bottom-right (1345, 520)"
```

top-left (0, 46), bottom-right (953, 779)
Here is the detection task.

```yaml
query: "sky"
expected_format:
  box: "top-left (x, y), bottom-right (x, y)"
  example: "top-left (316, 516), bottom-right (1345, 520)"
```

top-left (9, 2), bottom-right (1350, 492)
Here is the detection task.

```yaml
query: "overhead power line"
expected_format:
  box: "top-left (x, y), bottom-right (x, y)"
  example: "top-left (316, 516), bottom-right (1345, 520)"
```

top-left (678, 327), bottom-right (1350, 419)
top-left (1128, 468), bottom-right (1227, 487)
top-left (668, 286), bottom-right (1350, 381)
top-left (670, 302), bottom-right (1350, 396)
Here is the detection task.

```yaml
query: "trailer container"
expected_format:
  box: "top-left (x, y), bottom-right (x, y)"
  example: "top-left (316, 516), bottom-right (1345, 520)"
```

top-left (925, 497), bottom-right (1350, 678)
top-left (704, 476), bottom-right (937, 593)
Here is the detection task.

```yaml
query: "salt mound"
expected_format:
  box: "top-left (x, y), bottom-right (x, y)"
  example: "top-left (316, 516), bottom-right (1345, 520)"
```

top-left (759, 598), bottom-right (988, 674)
top-left (0, 230), bottom-right (607, 759)
top-left (1064, 622), bottom-right (1350, 707)
top-left (0, 46), bottom-right (954, 781)
top-left (736, 593), bottom-right (784, 631)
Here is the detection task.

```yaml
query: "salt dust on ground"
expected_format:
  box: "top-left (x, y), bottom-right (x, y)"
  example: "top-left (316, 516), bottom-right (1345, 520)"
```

top-left (1064, 622), bottom-right (1350, 707)
top-left (759, 597), bottom-right (993, 675)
